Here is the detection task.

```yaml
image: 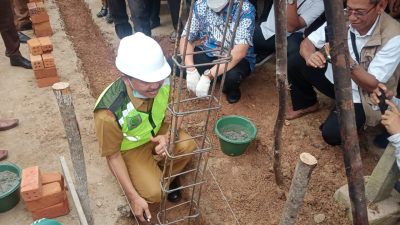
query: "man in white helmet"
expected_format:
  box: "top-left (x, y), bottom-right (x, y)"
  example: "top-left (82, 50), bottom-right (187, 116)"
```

top-left (93, 32), bottom-right (196, 222)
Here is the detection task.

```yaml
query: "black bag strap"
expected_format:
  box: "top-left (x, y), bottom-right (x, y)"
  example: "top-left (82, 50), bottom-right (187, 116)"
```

top-left (350, 31), bottom-right (360, 63)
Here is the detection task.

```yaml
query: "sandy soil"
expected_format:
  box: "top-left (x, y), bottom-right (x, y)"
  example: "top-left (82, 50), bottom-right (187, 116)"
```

top-left (0, 0), bottom-right (380, 225)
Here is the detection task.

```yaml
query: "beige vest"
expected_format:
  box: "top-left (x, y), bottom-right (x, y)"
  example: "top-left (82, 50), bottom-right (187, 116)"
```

top-left (359, 13), bottom-right (400, 127)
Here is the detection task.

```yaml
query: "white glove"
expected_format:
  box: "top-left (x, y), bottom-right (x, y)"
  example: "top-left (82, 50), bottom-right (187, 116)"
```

top-left (186, 69), bottom-right (200, 92)
top-left (196, 75), bottom-right (211, 97)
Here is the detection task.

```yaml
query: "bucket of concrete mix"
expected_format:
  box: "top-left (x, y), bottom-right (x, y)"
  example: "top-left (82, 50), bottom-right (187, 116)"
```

top-left (215, 115), bottom-right (257, 156)
top-left (0, 162), bottom-right (21, 212)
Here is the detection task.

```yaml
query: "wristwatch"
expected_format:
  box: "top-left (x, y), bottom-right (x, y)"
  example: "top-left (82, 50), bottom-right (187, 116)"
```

top-left (203, 69), bottom-right (214, 80)
top-left (349, 61), bottom-right (359, 71)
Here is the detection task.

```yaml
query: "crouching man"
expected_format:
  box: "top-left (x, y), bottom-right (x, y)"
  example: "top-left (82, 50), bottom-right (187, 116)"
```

top-left (94, 33), bottom-right (196, 222)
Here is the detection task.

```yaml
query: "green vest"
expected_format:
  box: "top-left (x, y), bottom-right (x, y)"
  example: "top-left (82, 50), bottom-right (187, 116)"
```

top-left (94, 78), bottom-right (170, 151)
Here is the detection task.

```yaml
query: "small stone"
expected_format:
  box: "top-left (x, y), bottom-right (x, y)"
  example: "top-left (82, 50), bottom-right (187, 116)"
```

top-left (314, 213), bottom-right (326, 223)
top-left (284, 120), bottom-right (290, 126)
top-left (96, 200), bottom-right (102, 207)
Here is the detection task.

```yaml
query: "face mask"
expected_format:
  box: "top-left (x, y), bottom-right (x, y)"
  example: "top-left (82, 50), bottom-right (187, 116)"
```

top-left (207, 0), bottom-right (229, 13)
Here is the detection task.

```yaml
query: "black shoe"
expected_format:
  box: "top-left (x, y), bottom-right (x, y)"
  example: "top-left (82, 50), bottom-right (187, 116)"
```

top-left (169, 30), bottom-right (177, 43)
top-left (10, 56), bottom-right (32, 69)
top-left (19, 21), bottom-right (32, 31)
top-left (18, 32), bottom-right (30, 43)
top-left (150, 20), bottom-right (160, 30)
top-left (226, 89), bottom-right (241, 104)
top-left (97, 6), bottom-right (108, 18)
top-left (373, 131), bottom-right (390, 149)
top-left (115, 23), bottom-right (133, 39)
top-left (105, 11), bottom-right (114, 24)
top-left (167, 179), bottom-right (182, 203)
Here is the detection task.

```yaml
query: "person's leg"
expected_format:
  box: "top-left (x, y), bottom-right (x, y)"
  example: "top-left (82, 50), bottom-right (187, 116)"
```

top-left (287, 51), bottom-right (333, 111)
top-left (253, 25), bottom-right (275, 60)
top-left (128, 0), bottom-right (151, 36)
top-left (320, 103), bottom-right (366, 146)
top-left (167, 0), bottom-right (181, 31)
top-left (122, 142), bottom-right (163, 203)
top-left (11, 0), bottom-right (30, 30)
top-left (287, 32), bottom-right (304, 56)
top-left (222, 59), bottom-right (251, 103)
top-left (109, 0), bottom-right (132, 38)
top-left (150, 0), bottom-right (160, 29)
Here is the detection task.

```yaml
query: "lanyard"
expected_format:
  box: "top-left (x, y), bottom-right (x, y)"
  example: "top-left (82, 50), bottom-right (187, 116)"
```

top-left (350, 31), bottom-right (360, 63)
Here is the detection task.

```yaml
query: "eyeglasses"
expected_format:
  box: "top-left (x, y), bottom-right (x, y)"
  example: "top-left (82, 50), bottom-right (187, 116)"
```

top-left (344, 5), bottom-right (376, 17)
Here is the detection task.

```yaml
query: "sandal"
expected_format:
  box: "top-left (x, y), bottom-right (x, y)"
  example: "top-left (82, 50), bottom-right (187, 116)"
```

top-left (286, 103), bottom-right (319, 120)
top-left (0, 150), bottom-right (8, 161)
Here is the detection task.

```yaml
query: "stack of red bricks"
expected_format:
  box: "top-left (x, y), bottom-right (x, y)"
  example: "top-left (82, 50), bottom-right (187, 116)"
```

top-left (27, 37), bottom-right (59, 88)
top-left (27, 0), bottom-right (52, 37)
top-left (20, 166), bottom-right (70, 220)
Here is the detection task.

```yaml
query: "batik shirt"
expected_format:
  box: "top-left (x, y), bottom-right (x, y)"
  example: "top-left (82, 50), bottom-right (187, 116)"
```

top-left (182, 0), bottom-right (256, 71)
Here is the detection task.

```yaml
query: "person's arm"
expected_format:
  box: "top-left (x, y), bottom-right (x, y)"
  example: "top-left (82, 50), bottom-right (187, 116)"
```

top-left (287, 0), bottom-right (306, 33)
top-left (207, 44), bottom-right (249, 78)
top-left (106, 152), bottom-right (150, 222)
top-left (348, 59), bottom-right (379, 92)
top-left (94, 110), bottom-right (150, 222)
top-left (180, 37), bottom-right (196, 71)
top-left (300, 37), bottom-right (326, 68)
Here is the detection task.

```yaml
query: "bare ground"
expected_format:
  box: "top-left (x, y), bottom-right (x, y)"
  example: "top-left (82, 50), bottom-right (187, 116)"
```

top-left (0, 0), bottom-right (380, 224)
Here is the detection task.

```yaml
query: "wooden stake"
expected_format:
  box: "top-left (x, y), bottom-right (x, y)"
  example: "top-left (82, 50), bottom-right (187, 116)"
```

top-left (52, 82), bottom-right (93, 225)
top-left (272, 0), bottom-right (288, 186)
top-left (279, 153), bottom-right (317, 225)
top-left (60, 156), bottom-right (89, 225)
top-left (323, 0), bottom-right (369, 224)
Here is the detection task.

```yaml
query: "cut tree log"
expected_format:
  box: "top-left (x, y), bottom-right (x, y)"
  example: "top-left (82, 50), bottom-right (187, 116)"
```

top-left (279, 153), bottom-right (317, 225)
top-left (52, 82), bottom-right (93, 225)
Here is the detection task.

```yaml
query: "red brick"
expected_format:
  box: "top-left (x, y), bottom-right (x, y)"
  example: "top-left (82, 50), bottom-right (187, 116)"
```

top-left (33, 67), bottom-right (57, 79)
top-left (25, 182), bottom-right (67, 212)
top-left (20, 166), bottom-right (42, 202)
top-left (27, 38), bottom-right (42, 55)
top-left (36, 76), bottom-right (59, 88)
top-left (38, 36), bottom-right (53, 52)
top-left (28, 2), bottom-right (49, 24)
top-left (41, 53), bottom-right (55, 68)
top-left (41, 171), bottom-right (64, 188)
top-left (31, 197), bottom-right (70, 220)
top-left (33, 21), bottom-right (52, 37)
top-left (30, 54), bottom-right (44, 71)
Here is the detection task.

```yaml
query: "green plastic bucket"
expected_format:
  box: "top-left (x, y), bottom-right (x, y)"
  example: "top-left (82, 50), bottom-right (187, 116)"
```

top-left (0, 162), bottom-right (22, 213)
top-left (215, 115), bottom-right (257, 156)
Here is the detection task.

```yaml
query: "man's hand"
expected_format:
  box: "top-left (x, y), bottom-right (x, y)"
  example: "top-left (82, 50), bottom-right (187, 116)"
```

top-left (382, 100), bottom-right (400, 135)
top-left (150, 134), bottom-right (169, 157)
top-left (130, 195), bottom-right (151, 222)
top-left (186, 69), bottom-right (201, 92)
top-left (306, 51), bottom-right (326, 68)
top-left (370, 83), bottom-right (394, 105)
top-left (196, 75), bottom-right (211, 97)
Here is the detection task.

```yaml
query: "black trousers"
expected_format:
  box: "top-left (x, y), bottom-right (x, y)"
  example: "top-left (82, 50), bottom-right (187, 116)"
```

top-left (167, 47), bottom-right (251, 95)
top-left (253, 25), bottom-right (304, 59)
top-left (0, 0), bottom-right (21, 58)
top-left (108, 0), bottom-right (159, 36)
top-left (288, 51), bottom-right (366, 146)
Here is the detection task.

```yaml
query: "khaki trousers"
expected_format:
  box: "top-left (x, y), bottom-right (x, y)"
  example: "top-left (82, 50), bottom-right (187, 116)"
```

top-left (121, 124), bottom-right (196, 203)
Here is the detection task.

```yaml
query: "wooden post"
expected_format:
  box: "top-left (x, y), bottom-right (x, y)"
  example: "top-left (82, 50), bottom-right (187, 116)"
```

top-left (52, 82), bottom-right (93, 225)
top-left (323, 1), bottom-right (369, 224)
top-left (60, 156), bottom-right (89, 225)
top-left (279, 153), bottom-right (317, 225)
top-left (366, 144), bottom-right (400, 202)
top-left (272, 0), bottom-right (287, 186)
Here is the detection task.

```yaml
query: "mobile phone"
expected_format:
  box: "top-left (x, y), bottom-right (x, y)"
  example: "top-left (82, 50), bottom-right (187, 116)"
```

top-left (378, 87), bottom-right (388, 114)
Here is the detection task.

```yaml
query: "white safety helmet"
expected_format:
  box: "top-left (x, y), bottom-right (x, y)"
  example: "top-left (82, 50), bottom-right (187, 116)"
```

top-left (115, 32), bottom-right (171, 82)
top-left (207, 0), bottom-right (229, 12)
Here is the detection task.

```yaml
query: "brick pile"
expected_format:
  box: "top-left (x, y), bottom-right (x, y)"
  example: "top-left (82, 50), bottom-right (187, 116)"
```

top-left (27, 37), bottom-right (59, 88)
top-left (20, 166), bottom-right (70, 220)
top-left (27, 0), bottom-right (52, 37)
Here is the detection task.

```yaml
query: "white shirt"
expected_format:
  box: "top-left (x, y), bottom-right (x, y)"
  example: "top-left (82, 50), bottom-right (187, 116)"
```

top-left (260, 0), bottom-right (325, 40)
top-left (308, 18), bottom-right (400, 103)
